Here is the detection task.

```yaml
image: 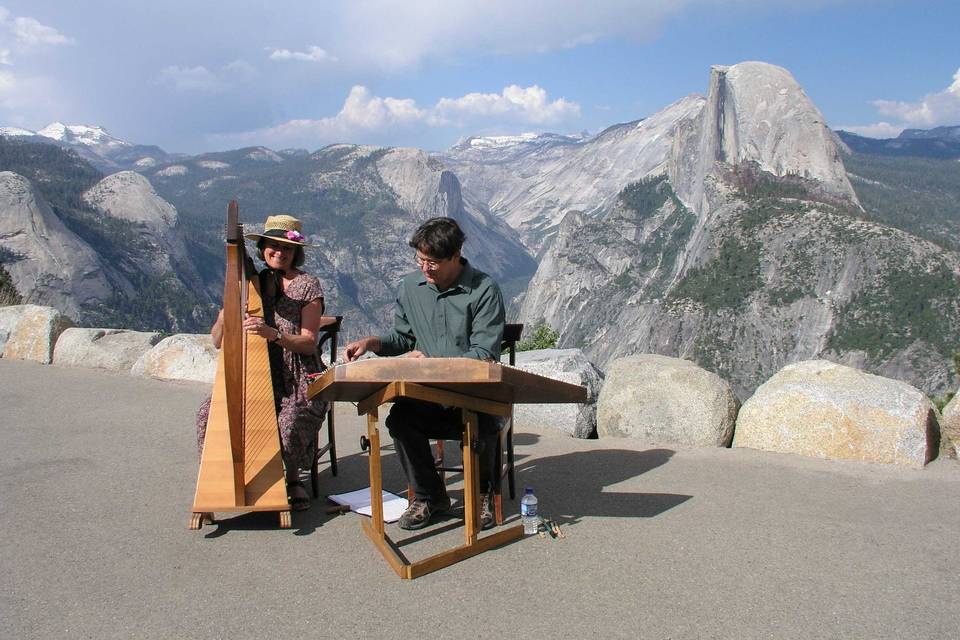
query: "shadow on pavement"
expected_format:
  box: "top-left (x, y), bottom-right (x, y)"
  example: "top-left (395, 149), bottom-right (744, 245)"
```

top-left (513, 448), bottom-right (691, 527)
top-left (199, 445), bottom-right (689, 536)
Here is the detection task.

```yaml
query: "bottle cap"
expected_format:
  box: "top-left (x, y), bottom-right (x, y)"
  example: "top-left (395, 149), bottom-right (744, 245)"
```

top-left (524, 487), bottom-right (534, 494)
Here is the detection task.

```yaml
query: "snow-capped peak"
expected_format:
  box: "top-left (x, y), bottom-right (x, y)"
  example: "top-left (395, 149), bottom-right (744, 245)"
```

top-left (0, 126), bottom-right (37, 137)
top-left (36, 122), bottom-right (130, 148)
top-left (449, 131), bottom-right (589, 154)
top-left (467, 133), bottom-right (542, 149)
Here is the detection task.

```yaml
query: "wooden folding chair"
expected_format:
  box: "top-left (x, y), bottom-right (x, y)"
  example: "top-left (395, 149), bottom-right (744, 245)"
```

top-left (311, 315), bottom-right (343, 497)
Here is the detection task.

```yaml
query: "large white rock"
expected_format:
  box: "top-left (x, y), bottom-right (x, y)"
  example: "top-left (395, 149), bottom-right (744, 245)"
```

top-left (0, 305), bottom-right (23, 355)
top-left (0, 304), bottom-right (74, 363)
top-left (597, 354), bottom-right (739, 446)
top-left (941, 392), bottom-right (960, 459)
top-left (0, 172), bottom-right (115, 318)
top-left (81, 171), bottom-right (193, 278)
top-left (507, 348), bottom-right (602, 438)
top-left (82, 171), bottom-right (177, 227)
top-left (131, 334), bottom-right (217, 382)
top-left (733, 360), bottom-right (938, 468)
top-left (53, 328), bottom-right (161, 372)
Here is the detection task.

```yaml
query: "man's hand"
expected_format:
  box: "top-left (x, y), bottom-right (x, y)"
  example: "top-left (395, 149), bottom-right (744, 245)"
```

top-left (344, 336), bottom-right (381, 362)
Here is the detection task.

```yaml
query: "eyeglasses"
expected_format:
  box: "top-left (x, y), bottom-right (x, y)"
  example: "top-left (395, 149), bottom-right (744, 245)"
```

top-left (414, 254), bottom-right (448, 269)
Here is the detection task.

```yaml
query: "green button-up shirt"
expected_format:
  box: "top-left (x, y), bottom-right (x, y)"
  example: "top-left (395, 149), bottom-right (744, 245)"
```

top-left (378, 259), bottom-right (505, 361)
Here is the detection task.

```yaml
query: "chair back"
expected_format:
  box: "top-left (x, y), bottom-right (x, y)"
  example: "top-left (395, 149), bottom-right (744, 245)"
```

top-left (502, 323), bottom-right (523, 366)
top-left (317, 316), bottom-right (344, 367)
top-left (311, 315), bottom-right (343, 495)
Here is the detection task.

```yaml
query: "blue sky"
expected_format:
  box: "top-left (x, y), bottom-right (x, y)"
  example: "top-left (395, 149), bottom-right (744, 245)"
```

top-left (2, 1), bottom-right (958, 153)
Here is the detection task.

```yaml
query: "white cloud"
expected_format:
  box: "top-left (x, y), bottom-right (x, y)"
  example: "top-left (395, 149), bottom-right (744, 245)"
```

top-left (0, 7), bottom-right (72, 73)
top-left (12, 16), bottom-right (73, 46)
top-left (211, 83), bottom-right (580, 148)
top-left (268, 45), bottom-right (337, 63)
top-left (434, 85), bottom-right (580, 125)
top-left (212, 85), bottom-right (426, 147)
top-left (846, 67), bottom-right (960, 137)
top-left (0, 8), bottom-right (70, 121)
top-left (156, 59), bottom-right (258, 93)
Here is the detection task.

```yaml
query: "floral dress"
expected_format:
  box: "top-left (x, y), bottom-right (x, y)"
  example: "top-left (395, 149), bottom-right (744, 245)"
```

top-left (196, 270), bottom-right (329, 472)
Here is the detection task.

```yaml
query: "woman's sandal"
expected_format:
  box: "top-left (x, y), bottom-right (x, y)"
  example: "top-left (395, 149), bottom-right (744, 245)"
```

top-left (287, 481), bottom-right (311, 512)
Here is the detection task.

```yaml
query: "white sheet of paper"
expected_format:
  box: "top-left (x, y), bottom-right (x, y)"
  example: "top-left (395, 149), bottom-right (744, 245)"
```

top-left (328, 488), bottom-right (409, 523)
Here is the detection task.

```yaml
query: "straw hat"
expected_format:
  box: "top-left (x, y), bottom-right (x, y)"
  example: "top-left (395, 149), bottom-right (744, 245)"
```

top-left (244, 214), bottom-right (307, 246)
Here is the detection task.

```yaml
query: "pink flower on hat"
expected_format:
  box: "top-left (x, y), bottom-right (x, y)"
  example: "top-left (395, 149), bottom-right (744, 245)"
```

top-left (286, 230), bottom-right (304, 242)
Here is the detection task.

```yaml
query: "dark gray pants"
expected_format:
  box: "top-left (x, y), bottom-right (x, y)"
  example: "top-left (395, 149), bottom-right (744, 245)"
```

top-left (385, 399), bottom-right (498, 503)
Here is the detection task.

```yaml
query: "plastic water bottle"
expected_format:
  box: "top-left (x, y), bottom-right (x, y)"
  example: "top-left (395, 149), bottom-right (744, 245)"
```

top-left (521, 487), bottom-right (538, 535)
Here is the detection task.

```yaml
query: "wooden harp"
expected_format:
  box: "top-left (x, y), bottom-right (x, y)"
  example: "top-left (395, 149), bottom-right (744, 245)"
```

top-left (190, 201), bottom-right (291, 529)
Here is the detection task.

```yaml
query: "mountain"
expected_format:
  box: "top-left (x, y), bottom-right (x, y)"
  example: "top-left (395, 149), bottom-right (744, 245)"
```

top-left (0, 138), bottom-right (217, 331)
top-left (2, 61), bottom-right (957, 399)
top-left (836, 129), bottom-right (960, 160)
top-left (899, 125), bottom-right (960, 141)
top-left (0, 123), bottom-right (180, 173)
top-left (0, 171), bottom-right (115, 317)
top-left (438, 98), bottom-right (705, 253)
top-left (144, 144), bottom-right (536, 338)
top-left (493, 62), bottom-right (957, 399)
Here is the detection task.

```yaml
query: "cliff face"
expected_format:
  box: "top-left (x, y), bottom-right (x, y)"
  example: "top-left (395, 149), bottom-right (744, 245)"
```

top-left (438, 95), bottom-right (705, 253)
top-left (514, 63), bottom-right (959, 399)
top-left (0, 172), bottom-right (117, 317)
top-left (669, 62), bottom-right (857, 214)
top-left (81, 171), bottom-right (202, 286)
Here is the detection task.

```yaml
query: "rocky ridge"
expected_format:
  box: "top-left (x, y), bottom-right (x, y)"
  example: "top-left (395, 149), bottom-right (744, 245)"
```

top-left (0, 171), bottom-right (117, 317)
top-left (147, 142), bottom-right (535, 339)
top-left (0, 122), bottom-right (179, 172)
top-left (439, 95), bottom-right (705, 252)
top-left (510, 62), bottom-right (958, 399)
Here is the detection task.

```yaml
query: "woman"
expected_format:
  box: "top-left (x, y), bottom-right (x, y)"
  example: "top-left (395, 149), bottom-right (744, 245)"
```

top-left (197, 214), bottom-right (328, 511)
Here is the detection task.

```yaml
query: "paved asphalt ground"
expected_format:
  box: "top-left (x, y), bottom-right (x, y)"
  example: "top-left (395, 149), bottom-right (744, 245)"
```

top-left (1, 358), bottom-right (958, 639)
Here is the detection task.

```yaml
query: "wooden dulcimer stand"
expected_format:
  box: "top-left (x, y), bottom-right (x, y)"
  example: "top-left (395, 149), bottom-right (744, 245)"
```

top-left (190, 201), bottom-right (291, 530)
top-left (307, 357), bottom-right (587, 579)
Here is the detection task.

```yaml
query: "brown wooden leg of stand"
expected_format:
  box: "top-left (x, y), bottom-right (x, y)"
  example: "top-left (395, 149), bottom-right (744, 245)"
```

top-left (367, 409), bottom-right (384, 536)
top-left (355, 387), bottom-right (522, 580)
top-left (462, 409), bottom-right (480, 545)
top-left (360, 407), bottom-right (410, 578)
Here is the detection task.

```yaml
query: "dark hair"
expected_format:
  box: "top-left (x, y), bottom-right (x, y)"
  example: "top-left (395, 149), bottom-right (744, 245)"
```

top-left (408, 217), bottom-right (465, 259)
top-left (257, 238), bottom-right (305, 268)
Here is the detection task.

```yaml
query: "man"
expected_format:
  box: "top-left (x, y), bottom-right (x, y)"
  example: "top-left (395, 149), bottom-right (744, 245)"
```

top-left (344, 217), bottom-right (505, 530)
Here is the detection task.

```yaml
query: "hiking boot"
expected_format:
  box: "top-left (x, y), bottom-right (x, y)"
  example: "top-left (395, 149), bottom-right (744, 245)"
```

top-left (398, 494), bottom-right (450, 530)
top-left (479, 492), bottom-right (495, 530)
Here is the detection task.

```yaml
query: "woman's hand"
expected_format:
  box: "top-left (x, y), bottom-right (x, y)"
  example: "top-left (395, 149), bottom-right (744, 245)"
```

top-left (243, 314), bottom-right (277, 341)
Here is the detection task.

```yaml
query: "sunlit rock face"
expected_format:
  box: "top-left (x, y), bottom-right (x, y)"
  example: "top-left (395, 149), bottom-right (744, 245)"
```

top-left (503, 62), bottom-right (957, 400)
top-left (0, 172), bottom-right (115, 317)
